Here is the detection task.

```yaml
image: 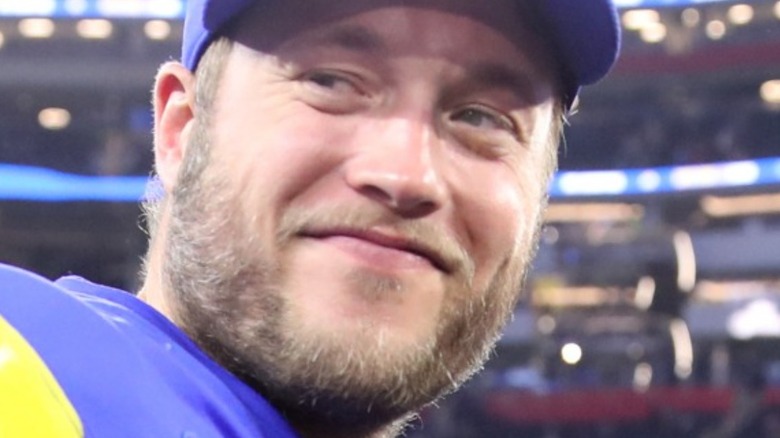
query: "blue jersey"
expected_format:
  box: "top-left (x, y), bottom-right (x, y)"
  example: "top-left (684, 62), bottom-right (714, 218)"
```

top-left (0, 263), bottom-right (298, 438)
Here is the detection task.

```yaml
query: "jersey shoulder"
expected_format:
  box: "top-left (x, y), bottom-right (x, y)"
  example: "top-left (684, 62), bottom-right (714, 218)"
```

top-left (0, 263), bottom-right (298, 438)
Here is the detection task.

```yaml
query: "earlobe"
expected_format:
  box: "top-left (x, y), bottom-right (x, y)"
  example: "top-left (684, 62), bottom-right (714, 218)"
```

top-left (153, 62), bottom-right (197, 193)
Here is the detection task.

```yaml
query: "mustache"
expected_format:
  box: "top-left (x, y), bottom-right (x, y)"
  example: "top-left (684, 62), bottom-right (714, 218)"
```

top-left (277, 204), bottom-right (475, 281)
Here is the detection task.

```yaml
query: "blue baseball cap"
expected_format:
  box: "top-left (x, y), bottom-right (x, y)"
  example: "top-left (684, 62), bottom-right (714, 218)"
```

top-left (182, 0), bottom-right (621, 110)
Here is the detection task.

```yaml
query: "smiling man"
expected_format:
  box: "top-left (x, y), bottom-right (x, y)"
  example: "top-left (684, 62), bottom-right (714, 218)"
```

top-left (0, 0), bottom-right (619, 437)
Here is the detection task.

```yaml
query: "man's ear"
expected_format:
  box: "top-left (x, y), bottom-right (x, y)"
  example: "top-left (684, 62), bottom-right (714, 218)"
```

top-left (153, 62), bottom-right (197, 193)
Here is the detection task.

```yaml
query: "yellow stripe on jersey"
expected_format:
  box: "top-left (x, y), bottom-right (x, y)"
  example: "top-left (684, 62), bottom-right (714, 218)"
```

top-left (0, 315), bottom-right (83, 437)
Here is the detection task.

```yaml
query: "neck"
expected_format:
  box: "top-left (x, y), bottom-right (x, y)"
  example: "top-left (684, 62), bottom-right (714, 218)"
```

top-left (136, 210), bottom-right (173, 319)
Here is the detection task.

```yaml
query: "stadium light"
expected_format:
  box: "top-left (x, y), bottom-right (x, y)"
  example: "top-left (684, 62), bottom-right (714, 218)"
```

top-left (670, 319), bottom-right (693, 379)
top-left (544, 202), bottom-right (644, 223)
top-left (18, 18), bottom-right (55, 38)
top-left (634, 276), bottom-right (656, 311)
top-left (673, 231), bottom-right (696, 293)
top-left (633, 363), bottom-right (653, 392)
top-left (727, 4), bottom-right (754, 25)
top-left (701, 193), bottom-right (780, 217)
top-left (640, 22), bottom-right (667, 43)
top-left (76, 18), bottom-right (112, 39)
top-left (144, 19), bottom-right (171, 41)
top-left (705, 19), bottom-right (727, 40)
top-left (38, 107), bottom-right (71, 130)
top-left (681, 8), bottom-right (700, 27)
top-left (561, 343), bottom-right (583, 365)
top-left (761, 79), bottom-right (780, 105)
top-left (622, 9), bottom-right (660, 31)
top-left (537, 315), bottom-right (556, 335)
top-left (728, 299), bottom-right (780, 339)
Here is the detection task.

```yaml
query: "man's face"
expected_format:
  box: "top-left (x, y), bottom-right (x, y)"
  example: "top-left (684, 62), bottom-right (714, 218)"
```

top-left (163, 0), bottom-right (558, 431)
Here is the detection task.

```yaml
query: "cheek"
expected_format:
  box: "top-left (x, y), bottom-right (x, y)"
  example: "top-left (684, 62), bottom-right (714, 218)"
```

top-left (459, 165), bottom-right (544, 285)
top-left (477, 183), bottom-right (523, 252)
top-left (211, 104), bottom-right (356, 218)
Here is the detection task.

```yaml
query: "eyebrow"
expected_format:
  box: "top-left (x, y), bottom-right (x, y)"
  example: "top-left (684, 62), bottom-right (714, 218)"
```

top-left (304, 24), bottom-right (388, 54)
top-left (463, 62), bottom-right (542, 105)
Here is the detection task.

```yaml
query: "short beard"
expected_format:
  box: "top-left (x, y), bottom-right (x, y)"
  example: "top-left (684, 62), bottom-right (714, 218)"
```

top-left (161, 113), bottom-right (536, 436)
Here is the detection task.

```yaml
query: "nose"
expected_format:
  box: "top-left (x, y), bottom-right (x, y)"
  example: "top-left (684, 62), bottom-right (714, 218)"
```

top-left (344, 117), bottom-right (447, 218)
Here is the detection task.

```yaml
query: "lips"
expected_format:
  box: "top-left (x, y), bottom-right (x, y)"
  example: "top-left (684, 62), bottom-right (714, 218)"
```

top-left (299, 228), bottom-right (451, 273)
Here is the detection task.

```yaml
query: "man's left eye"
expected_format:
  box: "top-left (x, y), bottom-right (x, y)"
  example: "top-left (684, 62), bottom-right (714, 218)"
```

top-left (449, 106), bottom-right (516, 133)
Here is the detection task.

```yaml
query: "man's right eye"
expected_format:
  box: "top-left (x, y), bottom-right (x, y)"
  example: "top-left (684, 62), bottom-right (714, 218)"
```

top-left (303, 71), bottom-right (362, 96)
top-left (298, 69), bottom-right (374, 114)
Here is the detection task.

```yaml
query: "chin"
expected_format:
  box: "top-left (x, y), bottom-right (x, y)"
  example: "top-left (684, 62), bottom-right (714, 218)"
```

top-left (283, 264), bottom-right (445, 341)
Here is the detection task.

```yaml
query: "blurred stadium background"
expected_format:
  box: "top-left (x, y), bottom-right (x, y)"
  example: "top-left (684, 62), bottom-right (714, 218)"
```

top-left (0, 0), bottom-right (779, 436)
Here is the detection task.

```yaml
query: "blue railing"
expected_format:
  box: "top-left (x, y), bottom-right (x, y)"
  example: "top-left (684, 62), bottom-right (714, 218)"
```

top-left (0, 164), bottom-right (148, 202)
top-left (1, 158), bottom-right (778, 202)
top-left (550, 158), bottom-right (780, 198)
